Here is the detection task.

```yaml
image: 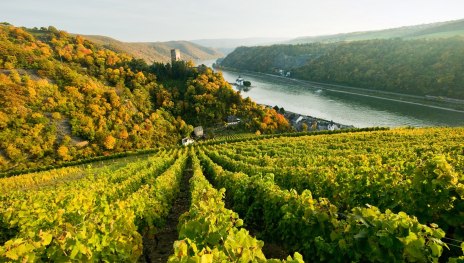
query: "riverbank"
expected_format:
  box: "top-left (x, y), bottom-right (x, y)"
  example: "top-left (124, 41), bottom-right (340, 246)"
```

top-left (263, 104), bottom-right (355, 131)
top-left (216, 65), bottom-right (464, 113)
top-left (284, 110), bottom-right (355, 131)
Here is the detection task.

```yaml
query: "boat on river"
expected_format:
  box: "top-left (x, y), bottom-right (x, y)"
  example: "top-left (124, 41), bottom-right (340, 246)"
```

top-left (235, 76), bottom-right (245, 86)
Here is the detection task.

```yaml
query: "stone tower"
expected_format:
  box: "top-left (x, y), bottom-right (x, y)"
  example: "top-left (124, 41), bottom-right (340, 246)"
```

top-left (171, 49), bottom-right (181, 63)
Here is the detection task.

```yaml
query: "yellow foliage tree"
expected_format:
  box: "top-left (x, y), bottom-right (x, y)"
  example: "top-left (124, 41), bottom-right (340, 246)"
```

top-left (6, 145), bottom-right (21, 159)
top-left (0, 155), bottom-right (7, 168)
top-left (119, 130), bottom-right (129, 140)
top-left (302, 123), bottom-right (308, 132)
top-left (57, 145), bottom-right (72, 161)
top-left (103, 135), bottom-right (116, 150)
top-left (0, 111), bottom-right (9, 128)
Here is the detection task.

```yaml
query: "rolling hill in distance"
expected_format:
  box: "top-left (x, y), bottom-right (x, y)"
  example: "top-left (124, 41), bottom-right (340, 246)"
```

top-left (286, 18), bottom-right (464, 44)
top-left (81, 18), bottom-right (463, 62)
top-left (187, 19), bottom-right (464, 56)
top-left (82, 35), bottom-right (223, 63)
top-left (190, 37), bottom-right (291, 55)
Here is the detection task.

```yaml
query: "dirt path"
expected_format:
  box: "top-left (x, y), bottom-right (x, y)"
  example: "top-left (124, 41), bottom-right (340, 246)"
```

top-left (142, 161), bottom-right (192, 263)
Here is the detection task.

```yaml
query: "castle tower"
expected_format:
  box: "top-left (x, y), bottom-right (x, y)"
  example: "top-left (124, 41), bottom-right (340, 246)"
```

top-left (171, 49), bottom-right (181, 63)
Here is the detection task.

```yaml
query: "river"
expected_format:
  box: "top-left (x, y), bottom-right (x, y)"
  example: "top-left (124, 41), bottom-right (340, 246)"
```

top-left (198, 60), bottom-right (464, 128)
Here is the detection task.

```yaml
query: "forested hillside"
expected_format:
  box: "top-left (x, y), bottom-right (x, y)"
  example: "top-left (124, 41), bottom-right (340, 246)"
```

top-left (0, 23), bottom-right (289, 171)
top-left (83, 35), bottom-right (222, 63)
top-left (220, 38), bottom-right (464, 99)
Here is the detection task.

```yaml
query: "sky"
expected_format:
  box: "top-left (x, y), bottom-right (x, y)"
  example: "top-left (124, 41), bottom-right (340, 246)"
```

top-left (1, 0), bottom-right (463, 42)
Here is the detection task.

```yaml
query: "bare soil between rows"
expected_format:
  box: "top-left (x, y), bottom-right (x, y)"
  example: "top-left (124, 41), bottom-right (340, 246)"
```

top-left (141, 163), bottom-right (192, 262)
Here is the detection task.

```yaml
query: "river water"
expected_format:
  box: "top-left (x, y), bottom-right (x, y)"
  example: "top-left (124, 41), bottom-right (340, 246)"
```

top-left (199, 60), bottom-right (464, 128)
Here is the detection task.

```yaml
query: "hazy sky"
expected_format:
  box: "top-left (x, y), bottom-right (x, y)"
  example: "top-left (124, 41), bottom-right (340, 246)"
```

top-left (1, 0), bottom-right (463, 42)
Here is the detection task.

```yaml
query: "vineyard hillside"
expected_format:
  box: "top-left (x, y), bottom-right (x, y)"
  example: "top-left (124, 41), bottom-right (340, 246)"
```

top-left (1, 127), bottom-right (464, 262)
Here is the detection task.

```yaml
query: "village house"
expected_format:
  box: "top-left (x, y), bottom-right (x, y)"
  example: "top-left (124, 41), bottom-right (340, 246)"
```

top-left (226, 115), bottom-right (241, 126)
top-left (193, 126), bottom-right (204, 138)
top-left (181, 137), bottom-right (194, 146)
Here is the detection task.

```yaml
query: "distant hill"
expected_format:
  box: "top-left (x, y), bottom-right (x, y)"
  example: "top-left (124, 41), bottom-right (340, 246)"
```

top-left (83, 35), bottom-right (223, 63)
top-left (190, 37), bottom-right (291, 55)
top-left (288, 19), bottom-right (464, 44)
top-left (191, 19), bottom-right (464, 54)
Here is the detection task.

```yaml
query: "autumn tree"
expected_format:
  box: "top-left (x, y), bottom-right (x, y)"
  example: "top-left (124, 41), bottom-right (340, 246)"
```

top-left (57, 145), bottom-right (72, 161)
top-left (103, 135), bottom-right (116, 150)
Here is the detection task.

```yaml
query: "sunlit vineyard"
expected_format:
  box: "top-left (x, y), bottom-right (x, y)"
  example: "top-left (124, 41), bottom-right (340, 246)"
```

top-left (1, 128), bottom-right (463, 262)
